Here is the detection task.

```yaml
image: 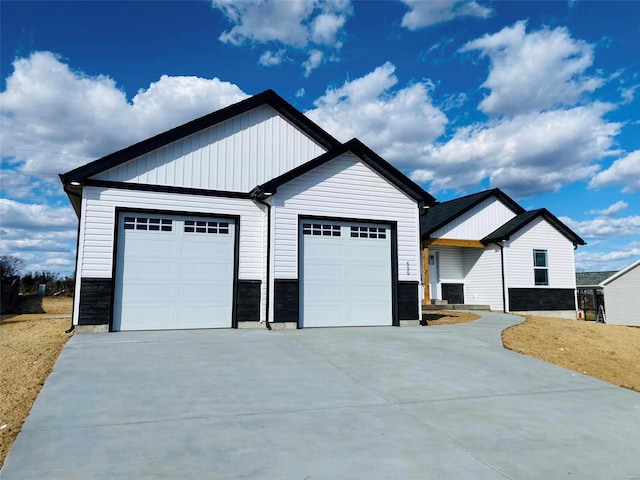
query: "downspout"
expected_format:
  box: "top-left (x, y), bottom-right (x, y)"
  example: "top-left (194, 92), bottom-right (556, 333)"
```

top-left (497, 241), bottom-right (507, 313)
top-left (252, 192), bottom-right (272, 330)
top-left (63, 183), bottom-right (82, 334)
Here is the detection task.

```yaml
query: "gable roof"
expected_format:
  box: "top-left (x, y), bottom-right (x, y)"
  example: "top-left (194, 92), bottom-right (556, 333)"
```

top-left (601, 258), bottom-right (640, 286)
top-left (576, 271), bottom-right (618, 288)
top-left (59, 89), bottom-right (342, 185)
top-left (421, 188), bottom-right (525, 238)
top-left (251, 138), bottom-right (436, 205)
top-left (481, 208), bottom-right (586, 247)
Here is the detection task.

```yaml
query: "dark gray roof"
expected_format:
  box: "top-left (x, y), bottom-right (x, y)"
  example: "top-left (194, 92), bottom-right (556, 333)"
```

top-left (576, 271), bottom-right (618, 287)
top-left (421, 189), bottom-right (525, 238)
top-left (482, 208), bottom-right (586, 247)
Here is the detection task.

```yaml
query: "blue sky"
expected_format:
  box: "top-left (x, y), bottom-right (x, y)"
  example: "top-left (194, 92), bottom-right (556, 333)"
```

top-left (1, 0), bottom-right (639, 276)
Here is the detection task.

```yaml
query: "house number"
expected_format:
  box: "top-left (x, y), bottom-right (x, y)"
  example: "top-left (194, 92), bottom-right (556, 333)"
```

top-left (406, 262), bottom-right (410, 275)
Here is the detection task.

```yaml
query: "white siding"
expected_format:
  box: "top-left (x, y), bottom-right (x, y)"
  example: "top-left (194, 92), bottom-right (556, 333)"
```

top-left (604, 263), bottom-right (640, 326)
top-left (272, 153), bottom-right (420, 283)
top-left (432, 197), bottom-right (517, 239)
top-left (436, 247), bottom-right (465, 282)
top-left (75, 187), bottom-right (266, 324)
top-left (504, 217), bottom-right (576, 289)
top-left (463, 246), bottom-right (503, 310)
top-left (93, 106), bottom-right (326, 192)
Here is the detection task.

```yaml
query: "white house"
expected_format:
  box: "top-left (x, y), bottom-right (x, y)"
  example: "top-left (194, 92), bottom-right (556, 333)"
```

top-left (60, 90), bottom-right (435, 332)
top-left (420, 189), bottom-right (585, 317)
top-left (601, 258), bottom-right (640, 326)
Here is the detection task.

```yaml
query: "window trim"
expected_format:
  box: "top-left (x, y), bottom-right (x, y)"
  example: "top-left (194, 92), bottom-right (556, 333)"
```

top-left (533, 249), bottom-right (549, 286)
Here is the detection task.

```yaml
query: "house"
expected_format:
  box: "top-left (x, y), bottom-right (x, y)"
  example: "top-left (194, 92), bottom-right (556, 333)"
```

top-left (600, 258), bottom-right (640, 326)
top-left (576, 270), bottom-right (617, 321)
top-left (420, 189), bottom-right (585, 318)
top-left (60, 90), bottom-right (435, 332)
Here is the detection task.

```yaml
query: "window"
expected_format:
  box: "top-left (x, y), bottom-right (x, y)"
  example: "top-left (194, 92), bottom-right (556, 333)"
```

top-left (350, 226), bottom-right (386, 239)
top-left (184, 220), bottom-right (229, 234)
top-left (302, 223), bottom-right (340, 236)
top-left (533, 249), bottom-right (548, 286)
top-left (124, 216), bottom-right (172, 232)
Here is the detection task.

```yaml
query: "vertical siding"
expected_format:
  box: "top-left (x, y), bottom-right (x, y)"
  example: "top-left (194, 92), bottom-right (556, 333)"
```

top-left (432, 197), bottom-right (517, 239)
top-left (272, 154), bottom-right (420, 283)
top-left (604, 264), bottom-right (640, 326)
top-left (504, 218), bottom-right (576, 289)
top-left (76, 187), bottom-right (266, 324)
top-left (93, 106), bottom-right (327, 192)
top-left (463, 246), bottom-right (504, 310)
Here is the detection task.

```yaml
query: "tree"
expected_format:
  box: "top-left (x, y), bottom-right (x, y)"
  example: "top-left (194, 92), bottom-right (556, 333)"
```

top-left (0, 255), bottom-right (24, 277)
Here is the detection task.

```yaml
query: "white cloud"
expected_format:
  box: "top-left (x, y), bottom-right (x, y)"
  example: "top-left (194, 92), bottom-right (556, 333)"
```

top-left (303, 49), bottom-right (324, 78)
top-left (259, 49), bottom-right (287, 67)
top-left (589, 150), bottom-right (640, 193)
top-left (0, 198), bottom-right (76, 230)
top-left (0, 52), bottom-right (248, 178)
top-left (311, 13), bottom-right (346, 46)
top-left (296, 88), bottom-right (306, 98)
top-left (575, 243), bottom-right (640, 272)
top-left (620, 84), bottom-right (639, 104)
top-left (409, 103), bottom-right (621, 195)
top-left (560, 214), bottom-right (640, 239)
top-left (461, 21), bottom-right (604, 116)
top-left (590, 200), bottom-right (628, 216)
top-left (212, 0), bottom-right (352, 76)
top-left (306, 62), bottom-right (448, 165)
top-left (400, 0), bottom-right (492, 29)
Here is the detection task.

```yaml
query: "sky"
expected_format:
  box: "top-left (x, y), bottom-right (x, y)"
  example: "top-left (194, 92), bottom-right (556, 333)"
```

top-left (1, 0), bottom-right (639, 277)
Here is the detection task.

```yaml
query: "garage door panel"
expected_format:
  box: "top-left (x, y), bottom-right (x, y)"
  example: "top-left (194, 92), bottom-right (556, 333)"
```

top-left (114, 213), bottom-right (235, 331)
top-left (301, 221), bottom-right (392, 328)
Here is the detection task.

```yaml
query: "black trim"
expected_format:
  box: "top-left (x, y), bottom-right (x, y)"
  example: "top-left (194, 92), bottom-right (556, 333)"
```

top-left (297, 215), bottom-right (399, 327)
top-left (84, 179), bottom-right (254, 199)
top-left (482, 208), bottom-right (585, 247)
top-left (274, 279), bottom-right (299, 323)
top-left (508, 288), bottom-right (576, 311)
top-left (77, 278), bottom-right (112, 325)
top-left (421, 188), bottom-right (524, 239)
top-left (60, 90), bottom-right (341, 185)
top-left (110, 208), bottom-right (241, 331)
top-left (236, 280), bottom-right (262, 322)
top-left (397, 281), bottom-right (419, 320)
top-left (254, 139), bottom-right (435, 205)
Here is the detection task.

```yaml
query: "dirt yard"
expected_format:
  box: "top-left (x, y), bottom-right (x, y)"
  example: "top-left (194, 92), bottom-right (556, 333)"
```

top-left (0, 296), bottom-right (73, 467)
top-left (422, 310), bottom-right (481, 325)
top-left (503, 315), bottom-right (640, 393)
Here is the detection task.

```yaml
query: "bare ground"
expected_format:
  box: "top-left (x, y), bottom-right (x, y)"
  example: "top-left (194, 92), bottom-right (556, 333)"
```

top-left (0, 297), bottom-right (73, 467)
top-left (503, 315), bottom-right (640, 393)
top-left (422, 310), bottom-right (481, 325)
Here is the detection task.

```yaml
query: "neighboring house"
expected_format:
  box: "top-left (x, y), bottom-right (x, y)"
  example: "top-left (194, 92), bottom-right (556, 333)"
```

top-left (576, 270), bottom-right (617, 321)
top-left (600, 258), bottom-right (640, 326)
top-left (420, 189), bottom-right (585, 317)
top-left (60, 90), bottom-right (436, 332)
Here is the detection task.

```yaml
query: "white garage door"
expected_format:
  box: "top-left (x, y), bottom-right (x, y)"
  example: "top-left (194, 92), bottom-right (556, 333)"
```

top-left (113, 213), bottom-right (235, 331)
top-left (300, 220), bottom-right (392, 327)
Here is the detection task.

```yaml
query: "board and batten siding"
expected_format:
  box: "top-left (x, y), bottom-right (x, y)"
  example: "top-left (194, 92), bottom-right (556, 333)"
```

top-left (73, 186), bottom-right (266, 325)
top-left (463, 246), bottom-right (503, 310)
top-left (93, 105), bottom-right (327, 192)
top-left (504, 217), bottom-right (576, 289)
top-left (432, 197), bottom-right (517, 240)
top-left (603, 263), bottom-right (640, 326)
top-left (272, 154), bottom-right (420, 283)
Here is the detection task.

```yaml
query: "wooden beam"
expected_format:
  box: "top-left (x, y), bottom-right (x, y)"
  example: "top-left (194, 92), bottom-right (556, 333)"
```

top-left (422, 247), bottom-right (430, 305)
top-left (427, 238), bottom-right (485, 248)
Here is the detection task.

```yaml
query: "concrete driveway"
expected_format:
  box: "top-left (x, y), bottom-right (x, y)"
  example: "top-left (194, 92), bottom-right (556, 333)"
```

top-left (2, 312), bottom-right (639, 479)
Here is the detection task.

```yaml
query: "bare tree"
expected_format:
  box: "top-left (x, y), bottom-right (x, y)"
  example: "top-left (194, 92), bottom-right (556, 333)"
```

top-left (0, 255), bottom-right (24, 277)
